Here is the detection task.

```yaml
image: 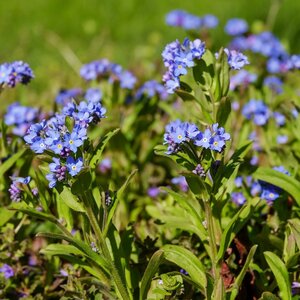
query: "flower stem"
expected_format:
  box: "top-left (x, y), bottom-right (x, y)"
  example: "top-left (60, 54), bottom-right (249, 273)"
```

top-left (81, 191), bottom-right (131, 300)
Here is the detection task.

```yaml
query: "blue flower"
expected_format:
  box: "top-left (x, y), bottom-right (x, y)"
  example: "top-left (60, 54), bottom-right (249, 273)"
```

top-left (273, 112), bottom-right (285, 126)
top-left (135, 80), bottom-right (168, 100)
top-left (66, 157), bottom-right (83, 176)
top-left (234, 176), bottom-right (243, 188)
top-left (171, 176), bottom-right (188, 192)
top-left (85, 88), bottom-right (102, 103)
top-left (162, 38), bottom-right (205, 94)
top-left (166, 10), bottom-right (201, 30)
top-left (0, 63), bottom-right (13, 85)
top-left (147, 187), bottom-right (160, 198)
top-left (55, 88), bottom-right (82, 105)
top-left (0, 264), bottom-right (14, 279)
top-left (263, 76), bottom-right (283, 94)
top-left (230, 70), bottom-right (257, 90)
top-left (225, 18), bottom-right (248, 36)
top-left (242, 99), bottom-right (270, 125)
top-left (201, 14), bottom-right (218, 28)
top-left (223, 48), bottom-right (249, 70)
top-left (118, 71), bottom-right (136, 89)
top-left (64, 130), bottom-right (85, 153)
top-left (194, 129), bottom-right (211, 149)
top-left (277, 134), bottom-right (288, 144)
top-left (231, 192), bottom-right (246, 206)
top-left (30, 137), bottom-right (47, 154)
top-left (4, 102), bottom-right (39, 136)
top-left (99, 158), bottom-right (112, 174)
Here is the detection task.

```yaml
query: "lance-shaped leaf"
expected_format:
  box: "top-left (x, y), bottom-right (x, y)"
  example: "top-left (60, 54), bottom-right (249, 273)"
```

top-left (229, 245), bottom-right (258, 300)
top-left (215, 47), bottom-right (230, 99)
top-left (216, 197), bottom-right (260, 262)
top-left (0, 148), bottom-right (29, 177)
top-left (89, 128), bottom-right (120, 169)
top-left (57, 186), bottom-right (85, 212)
top-left (253, 167), bottom-right (300, 207)
top-left (264, 251), bottom-right (292, 300)
top-left (37, 232), bottom-right (109, 272)
top-left (103, 169), bottom-right (138, 237)
top-left (162, 245), bottom-right (207, 296)
top-left (139, 250), bottom-right (165, 300)
top-left (41, 244), bottom-right (109, 283)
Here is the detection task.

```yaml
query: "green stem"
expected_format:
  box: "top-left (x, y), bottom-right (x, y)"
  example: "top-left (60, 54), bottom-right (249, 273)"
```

top-left (204, 200), bottom-right (223, 299)
top-left (81, 192), bottom-right (131, 300)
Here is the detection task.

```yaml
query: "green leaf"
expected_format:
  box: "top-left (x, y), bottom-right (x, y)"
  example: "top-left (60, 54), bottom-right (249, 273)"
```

top-left (214, 141), bottom-right (252, 198)
top-left (0, 207), bottom-right (16, 226)
top-left (71, 170), bottom-right (92, 195)
top-left (175, 89), bottom-right (197, 101)
top-left (15, 207), bottom-right (58, 224)
top-left (184, 172), bottom-right (211, 199)
top-left (139, 250), bottom-right (164, 300)
top-left (216, 197), bottom-right (260, 262)
top-left (37, 232), bottom-right (109, 272)
top-left (216, 48), bottom-right (230, 98)
top-left (229, 245), bottom-right (258, 300)
top-left (103, 169), bottom-right (137, 237)
top-left (160, 187), bottom-right (204, 230)
top-left (162, 245), bottom-right (207, 296)
top-left (253, 167), bottom-right (300, 207)
top-left (41, 243), bottom-right (85, 256)
top-left (259, 292), bottom-right (280, 300)
top-left (41, 245), bottom-right (109, 283)
top-left (193, 50), bottom-right (215, 91)
top-left (216, 97), bottom-right (231, 127)
top-left (0, 148), bottom-right (29, 177)
top-left (287, 219), bottom-right (300, 252)
top-left (57, 186), bottom-right (85, 212)
top-left (264, 251), bottom-right (292, 300)
top-left (89, 128), bottom-right (120, 169)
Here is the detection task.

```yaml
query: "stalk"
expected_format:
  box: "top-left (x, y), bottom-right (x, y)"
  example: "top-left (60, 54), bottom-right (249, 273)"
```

top-left (204, 199), bottom-right (223, 299)
top-left (81, 191), bottom-right (131, 300)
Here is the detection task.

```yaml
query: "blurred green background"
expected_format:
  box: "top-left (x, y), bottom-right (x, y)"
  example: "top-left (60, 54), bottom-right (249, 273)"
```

top-left (0, 0), bottom-right (299, 109)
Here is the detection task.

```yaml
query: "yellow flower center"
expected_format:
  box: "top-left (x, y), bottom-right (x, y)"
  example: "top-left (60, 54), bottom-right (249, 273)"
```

top-left (72, 166), bottom-right (77, 170)
top-left (69, 140), bottom-right (74, 145)
top-left (177, 134), bottom-right (183, 140)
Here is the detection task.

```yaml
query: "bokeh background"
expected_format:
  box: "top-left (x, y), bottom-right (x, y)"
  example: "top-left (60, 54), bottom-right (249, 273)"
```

top-left (0, 0), bottom-right (299, 109)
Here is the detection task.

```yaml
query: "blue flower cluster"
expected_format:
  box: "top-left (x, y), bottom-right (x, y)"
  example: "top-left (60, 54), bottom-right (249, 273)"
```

top-left (135, 80), bottom-right (168, 100)
top-left (55, 88), bottom-right (102, 106)
top-left (222, 48), bottom-right (249, 70)
top-left (4, 102), bottom-right (40, 136)
top-left (232, 166), bottom-right (290, 204)
top-left (162, 38), bottom-right (206, 93)
top-left (166, 10), bottom-right (218, 30)
top-left (0, 264), bottom-right (14, 279)
top-left (230, 32), bottom-right (300, 73)
top-left (263, 76), bottom-right (283, 94)
top-left (229, 70), bottom-right (257, 90)
top-left (8, 176), bottom-right (31, 202)
top-left (224, 18), bottom-right (249, 36)
top-left (80, 58), bottom-right (136, 89)
top-left (0, 61), bottom-right (34, 88)
top-left (164, 120), bottom-right (230, 154)
top-left (242, 99), bottom-right (271, 125)
top-left (55, 88), bottom-right (82, 105)
top-left (171, 176), bottom-right (189, 192)
top-left (24, 98), bottom-right (106, 188)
